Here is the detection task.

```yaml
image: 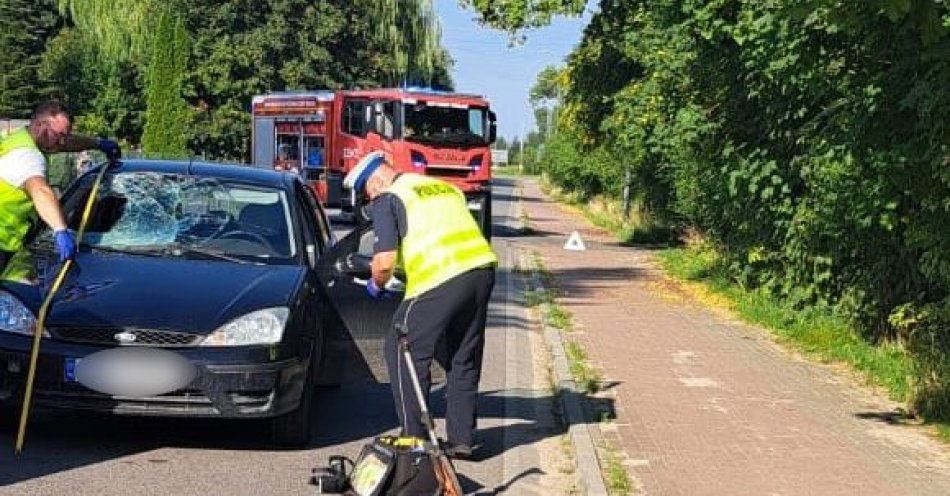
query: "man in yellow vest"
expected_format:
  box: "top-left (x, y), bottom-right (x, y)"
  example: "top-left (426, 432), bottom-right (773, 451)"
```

top-left (0, 101), bottom-right (120, 272)
top-left (344, 151), bottom-right (497, 459)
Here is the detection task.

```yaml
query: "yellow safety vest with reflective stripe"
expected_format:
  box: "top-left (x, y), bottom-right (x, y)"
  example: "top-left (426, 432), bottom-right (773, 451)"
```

top-left (388, 174), bottom-right (496, 299)
top-left (0, 129), bottom-right (39, 253)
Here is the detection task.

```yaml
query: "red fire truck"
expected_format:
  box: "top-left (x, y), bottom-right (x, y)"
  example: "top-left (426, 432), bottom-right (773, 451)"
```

top-left (251, 89), bottom-right (497, 235)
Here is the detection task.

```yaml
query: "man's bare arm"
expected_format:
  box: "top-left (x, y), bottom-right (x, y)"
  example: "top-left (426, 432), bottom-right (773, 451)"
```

top-left (57, 134), bottom-right (100, 153)
top-left (371, 250), bottom-right (398, 288)
top-left (22, 176), bottom-right (67, 231)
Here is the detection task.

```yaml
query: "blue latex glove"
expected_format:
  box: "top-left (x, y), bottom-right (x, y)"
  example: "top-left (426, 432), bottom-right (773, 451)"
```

top-left (53, 229), bottom-right (77, 263)
top-left (96, 137), bottom-right (121, 162)
top-left (366, 278), bottom-right (392, 300)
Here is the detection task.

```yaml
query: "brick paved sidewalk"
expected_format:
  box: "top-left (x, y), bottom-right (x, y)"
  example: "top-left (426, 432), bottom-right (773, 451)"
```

top-left (516, 179), bottom-right (950, 496)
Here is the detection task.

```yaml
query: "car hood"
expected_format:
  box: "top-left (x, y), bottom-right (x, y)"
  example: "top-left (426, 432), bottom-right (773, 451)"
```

top-left (6, 252), bottom-right (305, 334)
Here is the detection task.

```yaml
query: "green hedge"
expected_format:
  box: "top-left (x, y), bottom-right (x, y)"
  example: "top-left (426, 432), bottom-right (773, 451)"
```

top-left (540, 1), bottom-right (950, 418)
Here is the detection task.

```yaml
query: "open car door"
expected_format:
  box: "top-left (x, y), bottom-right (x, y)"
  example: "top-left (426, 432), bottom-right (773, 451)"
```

top-left (315, 224), bottom-right (403, 384)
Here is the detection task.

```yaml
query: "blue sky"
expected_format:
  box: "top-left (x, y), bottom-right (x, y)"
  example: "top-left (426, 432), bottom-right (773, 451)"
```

top-left (435, 1), bottom-right (592, 141)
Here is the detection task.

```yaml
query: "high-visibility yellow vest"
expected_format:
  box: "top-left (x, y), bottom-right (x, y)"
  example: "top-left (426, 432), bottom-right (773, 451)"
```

top-left (388, 174), bottom-right (496, 299)
top-left (0, 129), bottom-right (39, 253)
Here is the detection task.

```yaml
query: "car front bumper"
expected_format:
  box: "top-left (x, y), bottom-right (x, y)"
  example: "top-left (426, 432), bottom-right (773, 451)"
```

top-left (0, 334), bottom-right (308, 418)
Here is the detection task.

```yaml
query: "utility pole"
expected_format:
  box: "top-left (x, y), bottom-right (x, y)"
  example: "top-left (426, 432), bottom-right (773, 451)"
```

top-left (546, 104), bottom-right (553, 140)
top-left (622, 167), bottom-right (633, 218)
top-left (519, 121), bottom-right (525, 175)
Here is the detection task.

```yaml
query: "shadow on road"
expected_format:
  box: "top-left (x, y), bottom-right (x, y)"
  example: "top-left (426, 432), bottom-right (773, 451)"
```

top-left (0, 383), bottom-right (614, 488)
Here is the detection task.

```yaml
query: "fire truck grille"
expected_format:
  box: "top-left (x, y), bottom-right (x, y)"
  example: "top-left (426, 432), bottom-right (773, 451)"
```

top-left (427, 167), bottom-right (472, 178)
top-left (50, 328), bottom-right (203, 347)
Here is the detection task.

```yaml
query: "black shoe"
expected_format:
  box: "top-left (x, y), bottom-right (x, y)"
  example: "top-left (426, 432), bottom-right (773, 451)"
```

top-left (443, 442), bottom-right (474, 460)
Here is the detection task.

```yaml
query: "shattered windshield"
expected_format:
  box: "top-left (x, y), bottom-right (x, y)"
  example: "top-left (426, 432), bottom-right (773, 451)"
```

top-left (402, 103), bottom-right (487, 146)
top-left (63, 172), bottom-right (296, 262)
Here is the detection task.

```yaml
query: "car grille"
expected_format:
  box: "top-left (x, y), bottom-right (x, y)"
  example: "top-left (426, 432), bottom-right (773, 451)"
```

top-left (50, 327), bottom-right (203, 347)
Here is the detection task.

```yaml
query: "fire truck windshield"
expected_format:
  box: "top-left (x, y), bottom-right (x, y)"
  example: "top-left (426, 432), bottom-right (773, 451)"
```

top-left (402, 103), bottom-right (488, 147)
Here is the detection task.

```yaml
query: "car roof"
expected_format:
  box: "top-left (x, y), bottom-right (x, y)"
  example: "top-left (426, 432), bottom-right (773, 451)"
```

top-left (88, 159), bottom-right (296, 190)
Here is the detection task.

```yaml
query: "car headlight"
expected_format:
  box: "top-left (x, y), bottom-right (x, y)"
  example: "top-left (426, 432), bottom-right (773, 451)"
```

top-left (200, 307), bottom-right (289, 346)
top-left (0, 290), bottom-right (48, 337)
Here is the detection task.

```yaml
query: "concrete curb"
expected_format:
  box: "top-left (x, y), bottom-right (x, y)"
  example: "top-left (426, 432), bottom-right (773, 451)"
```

top-left (514, 178), bottom-right (609, 496)
top-left (526, 260), bottom-right (610, 496)
top-left (538, 274), bottom-right (611, 496)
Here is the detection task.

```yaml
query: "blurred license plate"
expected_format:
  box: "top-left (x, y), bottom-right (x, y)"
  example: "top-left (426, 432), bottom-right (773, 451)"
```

top-left (64, 358), bottom-right (81, 382)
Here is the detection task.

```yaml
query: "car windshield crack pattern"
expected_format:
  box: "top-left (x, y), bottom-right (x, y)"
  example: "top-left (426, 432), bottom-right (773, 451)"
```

top-left (80, 172), bottom-right (293, 259)
top-left (87, 173), bottom-right (226, 247)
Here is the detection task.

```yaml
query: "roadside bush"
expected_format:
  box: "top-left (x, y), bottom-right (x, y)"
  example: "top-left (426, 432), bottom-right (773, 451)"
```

top-left (535, 0), bottom-right (950, 418)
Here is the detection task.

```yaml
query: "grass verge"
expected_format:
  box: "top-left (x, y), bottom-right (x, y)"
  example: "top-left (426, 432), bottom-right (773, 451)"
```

top-left (565, 342), bottom-right (600, 394)
top-left (540, 177), bottom-right (675, 244)
top-left (523, 251), bottom-right (629, 493)
top-left (600, 443), bottom-right (634, 495)
top-left (658, 245), bottom-right (913, 400)
top-left (493, 165), bottom-right (538, 176)
top-left (526, 252), bottom-right (601, 394)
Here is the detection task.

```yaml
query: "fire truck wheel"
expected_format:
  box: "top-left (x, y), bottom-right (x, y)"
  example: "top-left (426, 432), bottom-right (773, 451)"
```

top-left (477, 192), bottom-right (492, 241)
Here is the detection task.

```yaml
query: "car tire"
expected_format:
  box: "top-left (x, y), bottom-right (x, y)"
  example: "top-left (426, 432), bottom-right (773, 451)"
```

top-left (271, 340), bottom-right (319, 447)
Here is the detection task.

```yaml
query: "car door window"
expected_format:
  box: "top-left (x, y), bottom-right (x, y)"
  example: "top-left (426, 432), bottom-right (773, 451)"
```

top-left (301, 185), bottom-right (333, 250)
top-left (315, 224), bottom-right (403, 382)
top-left (294, 185), bottom-right (322, 266)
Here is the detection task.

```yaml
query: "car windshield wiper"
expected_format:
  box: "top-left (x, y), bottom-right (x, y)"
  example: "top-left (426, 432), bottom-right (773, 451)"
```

top-left (171, 244), bottom-right (254, 264)
top-left (176, 246), bottom-right (260, 264)
top-left (85, 244), bottom-right (169, 257)
top-left (86, 243), bottom-right (252, 264)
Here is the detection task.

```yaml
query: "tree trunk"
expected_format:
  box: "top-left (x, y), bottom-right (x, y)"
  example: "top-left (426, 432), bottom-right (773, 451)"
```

top-left (622, 167), bottom-right (633, 218)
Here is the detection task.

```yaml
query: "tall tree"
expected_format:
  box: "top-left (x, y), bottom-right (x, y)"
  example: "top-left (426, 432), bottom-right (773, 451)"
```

top-left (0, 0), bottom-right (62, 117)
top-left (459, 0), bottom-right (585, 32)
top-left (371, 0), bottom-right (448, 85)
top-left (46, 0), bottom-right (451, 158)
top-left (40, 28), bottom-right (145, 139)
top-left (56, 0), bottom-right (155, 61)
top-left (56, 0), bottom-right (189, 155)
top-left (141, 9), bottom-right (189, 157)
top-left (180, 0), bottom-right (453, 161)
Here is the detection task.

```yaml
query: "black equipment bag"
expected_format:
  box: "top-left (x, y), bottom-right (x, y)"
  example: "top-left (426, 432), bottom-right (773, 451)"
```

top-left (347, 436), bottom-right (442, 496)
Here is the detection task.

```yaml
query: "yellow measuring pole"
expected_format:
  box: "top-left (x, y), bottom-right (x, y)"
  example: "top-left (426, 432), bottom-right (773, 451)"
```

top-left (15, 162), bottom-right (113, 455)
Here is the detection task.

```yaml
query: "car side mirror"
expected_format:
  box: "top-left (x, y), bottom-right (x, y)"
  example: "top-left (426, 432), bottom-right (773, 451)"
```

top-left (488, 111), bottom-right (497, 144)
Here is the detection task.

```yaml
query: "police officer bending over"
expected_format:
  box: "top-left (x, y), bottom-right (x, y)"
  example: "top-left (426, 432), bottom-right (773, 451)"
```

top-left (344, 151), bottom-right (497, 459)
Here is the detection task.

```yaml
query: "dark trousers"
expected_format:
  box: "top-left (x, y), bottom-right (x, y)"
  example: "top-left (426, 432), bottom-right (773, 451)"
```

top-left (385, 267), bottom-right (495, 446)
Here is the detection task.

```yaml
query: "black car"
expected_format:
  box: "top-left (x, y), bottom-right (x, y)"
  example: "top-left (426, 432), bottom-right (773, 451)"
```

top-left (0, 160), bottom-right (400, 445)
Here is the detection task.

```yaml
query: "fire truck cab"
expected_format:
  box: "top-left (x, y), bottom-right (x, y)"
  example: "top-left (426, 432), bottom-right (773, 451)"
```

top-left (251, 89), bottom-right (497, 237)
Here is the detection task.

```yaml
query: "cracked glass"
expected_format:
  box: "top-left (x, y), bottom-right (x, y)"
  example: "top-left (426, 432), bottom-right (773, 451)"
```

top-left (67, 171), bottom-right (296, 261)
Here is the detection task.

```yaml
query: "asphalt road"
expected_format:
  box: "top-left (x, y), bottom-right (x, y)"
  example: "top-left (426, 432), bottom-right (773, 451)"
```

top-left (0, 177), bottom-right (570, 495)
